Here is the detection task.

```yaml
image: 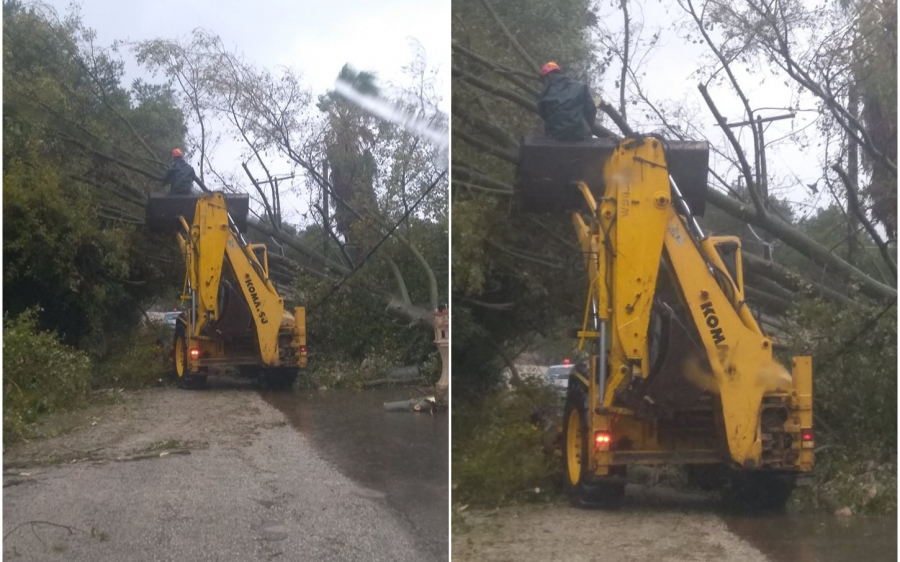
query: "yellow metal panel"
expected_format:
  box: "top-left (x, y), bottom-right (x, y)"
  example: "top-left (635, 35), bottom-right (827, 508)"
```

top-left (194, 193), bottom-right (230, 322)
top-left (295, 306), bottom-right (308, 368)
top-left (590, 413), bottom-right (610, 475)
top-left (707, 235), bottom-right (745, 295)
top-left (246, 244), bottom-right (270, 278)
top-left (224, 236), bottom-right (284, 365)
top-left (699, 237), bottom-right (762, 335)
top-left (607, 140), bottom-right (670, 369)
top-left (792, 356), bottom-right (814, 471)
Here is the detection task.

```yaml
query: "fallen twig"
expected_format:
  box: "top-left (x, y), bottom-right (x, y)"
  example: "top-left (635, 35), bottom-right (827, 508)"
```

top-left (4, 520), bottom-right (92, 542)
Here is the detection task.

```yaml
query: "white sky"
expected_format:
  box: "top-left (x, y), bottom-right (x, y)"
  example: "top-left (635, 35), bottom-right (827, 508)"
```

top-left (45, 0), bottom-right (450, 104)
top-left (37, 0), bottom-right (845, 228)
top-left (39, 0), bottom-right (450, 224)
top-left (589, 0), bottom-right (829, 221)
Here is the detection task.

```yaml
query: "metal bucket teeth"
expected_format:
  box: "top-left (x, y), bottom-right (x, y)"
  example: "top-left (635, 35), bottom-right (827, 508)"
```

top-left (515, 137), bottom-right (710, 215)
top-left (145, 193), bottom-right (251, 234)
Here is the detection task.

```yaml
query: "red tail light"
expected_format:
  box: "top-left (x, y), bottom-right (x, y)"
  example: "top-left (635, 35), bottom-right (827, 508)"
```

top-left (190, 348), bottom-right (200, 359)
top-left (800, 427), bottom-right (816, 449)
top-left (594, 431), bottom-right (611, 451)
top-left (300, 346), bottom-right (307, 353)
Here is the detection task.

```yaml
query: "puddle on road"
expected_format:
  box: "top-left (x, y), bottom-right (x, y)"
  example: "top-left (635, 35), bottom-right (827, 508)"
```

top-left (724, 511), bottom-right (897, 562)
top-left (260, 388), bottom-right (448, 560)
top-left (615, 485), bottom-right (896, 562)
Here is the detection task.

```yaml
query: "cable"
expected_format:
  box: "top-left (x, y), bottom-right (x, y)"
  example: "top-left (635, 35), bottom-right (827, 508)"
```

top-left (312, 170), bottom-right (447, 308)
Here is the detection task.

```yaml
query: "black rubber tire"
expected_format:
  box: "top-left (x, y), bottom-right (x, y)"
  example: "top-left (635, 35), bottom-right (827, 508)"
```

top-left (258, 369), bottom-right (297, 392)
top-left (173, 323), bottom-right (206, 390)
top-left (685, 464), bottom-right (726, 492)
top-left (722, 471), bottom-right (795, 512)
top-left (562, 377), bottom-right (626, 509)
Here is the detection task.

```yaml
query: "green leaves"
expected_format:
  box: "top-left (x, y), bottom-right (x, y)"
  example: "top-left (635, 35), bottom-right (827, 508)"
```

top-left (3, 6), bottom-right (185, 349)
top-left (3, 309), bottom-right (91, 440)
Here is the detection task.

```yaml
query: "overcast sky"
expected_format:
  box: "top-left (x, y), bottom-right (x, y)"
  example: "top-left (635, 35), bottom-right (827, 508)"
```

top-left (42, 0), bottom-right (832, 228)
top-left (40, 0), bottom-right (450, 223)
top-left (45, 0), bottom-right (450, 103)
top-left (588, 0), bottom-right (827, 224)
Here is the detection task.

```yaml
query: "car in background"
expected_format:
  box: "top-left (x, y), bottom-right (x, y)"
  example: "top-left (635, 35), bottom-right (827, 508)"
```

top-left (546, 362), bottom-right (575, 397)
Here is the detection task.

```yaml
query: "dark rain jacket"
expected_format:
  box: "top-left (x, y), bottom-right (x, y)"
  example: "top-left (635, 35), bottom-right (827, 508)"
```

top-left (163, 158), bottom-right (196, 195)
top-left (537, 73), bottom-right (597, 141)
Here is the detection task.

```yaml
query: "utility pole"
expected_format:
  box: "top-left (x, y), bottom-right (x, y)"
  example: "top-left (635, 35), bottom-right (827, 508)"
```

top-left (322, 160), bottom-right (330, 255)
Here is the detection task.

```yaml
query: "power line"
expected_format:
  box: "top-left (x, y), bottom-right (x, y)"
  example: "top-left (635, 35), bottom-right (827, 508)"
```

top-left (312, 170), bottom-right (447, 308)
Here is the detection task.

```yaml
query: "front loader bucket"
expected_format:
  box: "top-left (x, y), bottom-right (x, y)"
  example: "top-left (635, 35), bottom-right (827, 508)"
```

top-left (515, 137), bottom-right (710, 215)
top-left (145, 193), bottom-right (250, 234)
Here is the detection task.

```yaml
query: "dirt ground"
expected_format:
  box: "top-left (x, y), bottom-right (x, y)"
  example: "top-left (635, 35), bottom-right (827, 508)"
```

top-left (3, 384), bottom-right (441, 562)
top-left (451, 487), bottom-right (772, 562)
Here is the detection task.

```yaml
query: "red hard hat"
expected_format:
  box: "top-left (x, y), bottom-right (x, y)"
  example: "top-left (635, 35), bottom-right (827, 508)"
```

top-left (172, 148), bottom-right (184, 158)
top-left (540, 61), bottom-right (560, 76)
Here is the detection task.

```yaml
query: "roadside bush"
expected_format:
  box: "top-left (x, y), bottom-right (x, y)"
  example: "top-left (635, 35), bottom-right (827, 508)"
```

top-left (784, 298), bottom-right (897, 514)
top-left (793, 448), bottom-right (897, 515)
top-left (93, 322), bottom-right (172, 388)
top-left (452, 381), bottom-right (560, 506)
top-left (3, 309), bottom-right (92, 440)
top-left (785, 299), bottom-right (896, 452)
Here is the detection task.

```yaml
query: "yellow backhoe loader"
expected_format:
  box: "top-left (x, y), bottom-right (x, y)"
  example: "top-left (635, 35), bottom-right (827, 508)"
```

top-left (146, 192), bottom-right (307, 390)
top-left (517, 136), bottom-right (813, 509)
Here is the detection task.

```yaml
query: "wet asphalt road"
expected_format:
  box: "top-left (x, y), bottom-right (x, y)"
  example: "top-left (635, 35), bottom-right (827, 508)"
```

top-left (261, 388), bottom-right (449, 561)
top-left (725, 510), bottom-right (897, 562)
top-left (3, 382), bottom-right (447, 562)
top-left (453, 483), bottom-right (897, 562)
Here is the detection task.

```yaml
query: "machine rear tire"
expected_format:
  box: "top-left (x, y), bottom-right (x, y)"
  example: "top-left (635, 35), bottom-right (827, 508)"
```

top-left (173, 323), bottom-right (206, 390)
top-left (562, 378), bottom-right (625, 509)
top-left (722, 471), bottom-right (795, 512)
top-left (250, 369), bottom-right (297, 391)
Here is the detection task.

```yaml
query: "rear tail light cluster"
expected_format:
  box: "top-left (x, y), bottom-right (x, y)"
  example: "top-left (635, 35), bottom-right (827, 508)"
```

top-left (189, 348), bottom-right (200, 359)
top-left (594, 431), bottom-right (611, 451)
top-left (800, 428), bottom-right (814, 448)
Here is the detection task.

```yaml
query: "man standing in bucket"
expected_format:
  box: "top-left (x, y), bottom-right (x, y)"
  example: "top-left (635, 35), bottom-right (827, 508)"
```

top-left (537, 62), bottom-right (597, 142)
top-left (162, 148), bottom-right (197, 195)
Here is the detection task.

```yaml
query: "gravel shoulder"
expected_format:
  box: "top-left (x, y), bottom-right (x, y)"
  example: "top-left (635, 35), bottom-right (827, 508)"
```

top-left (452, 487), bottom-right (772, 562)
top-left (3, 383), bottom-right (439, 562)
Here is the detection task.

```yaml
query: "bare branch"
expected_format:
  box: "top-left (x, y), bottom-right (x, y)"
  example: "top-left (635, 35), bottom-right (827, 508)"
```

top-left (707, 188), bottom-right (896, 300)
top-left (698, 84), bottom-right (766, 218)
top-left (478, 0), bottom-right (541, 74)
top-left (451, 41), bottom-right (539, 94)
top-left (832, 164), bottom-right (897, 278)
top-left (619, 0), bottom-right (630, 122)
top-left (452, 164), bottom-right (515, 193)
top-left (453, 127), bottom-right (520, 165)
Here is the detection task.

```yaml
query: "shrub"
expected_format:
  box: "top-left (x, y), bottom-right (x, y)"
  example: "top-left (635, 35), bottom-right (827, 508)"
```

top-left (3, 309), bottom-right (92, 439)
top-left (93, 322), bottom-right (172, 389)
top-left (452, 381), bottom-right (560, 506)
top-left (785, 299), bottom-right (896, 455)
top-left (784, 298), bottom-right (897, 514)
top-left (794, 448), bottom-right (897, 515)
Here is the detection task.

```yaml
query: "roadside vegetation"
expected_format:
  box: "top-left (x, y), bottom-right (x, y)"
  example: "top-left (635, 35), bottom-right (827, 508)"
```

top-left (453, 381), bottom-right (560, 506)
top-left (3, 309), bottom-right (173, 442)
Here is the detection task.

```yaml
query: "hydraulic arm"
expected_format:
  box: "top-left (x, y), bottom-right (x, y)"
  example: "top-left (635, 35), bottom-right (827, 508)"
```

top-left (517, 136), bottom-right (813, 508)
